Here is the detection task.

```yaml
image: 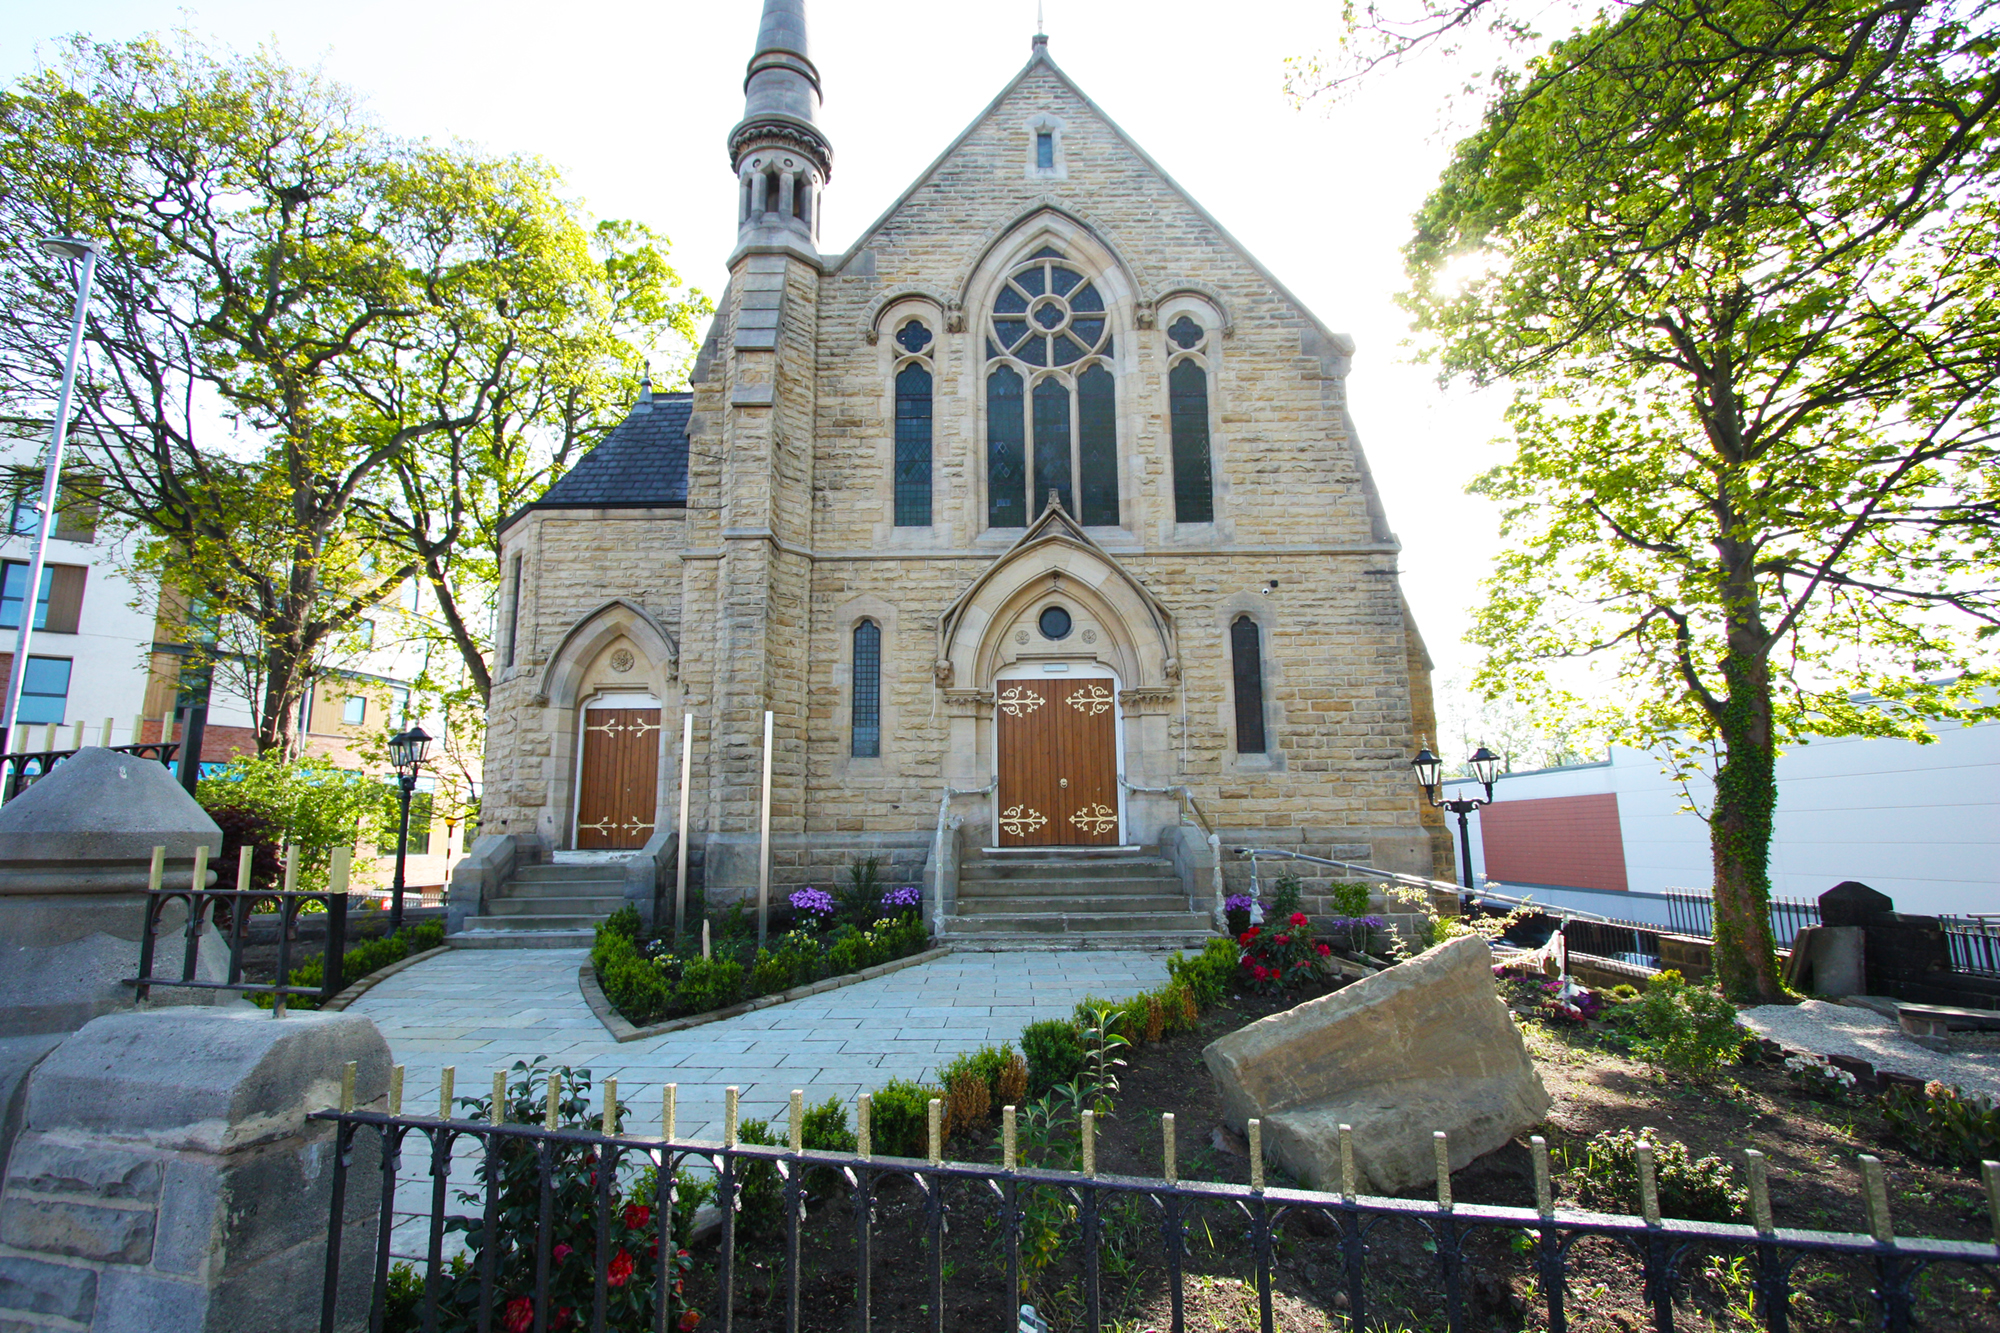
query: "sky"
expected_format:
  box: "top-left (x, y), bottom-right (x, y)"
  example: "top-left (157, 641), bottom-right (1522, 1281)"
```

top-left (0, 0), bottom-right (1520, 748)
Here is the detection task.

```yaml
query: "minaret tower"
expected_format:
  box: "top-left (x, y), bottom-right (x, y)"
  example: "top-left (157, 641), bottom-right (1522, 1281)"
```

top-left (729, 0), bottom-right (831, 258)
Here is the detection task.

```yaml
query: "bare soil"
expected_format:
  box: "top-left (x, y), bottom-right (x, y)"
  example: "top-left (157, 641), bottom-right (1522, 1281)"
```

top-left (685, 984), bottom-right (2000, 1332)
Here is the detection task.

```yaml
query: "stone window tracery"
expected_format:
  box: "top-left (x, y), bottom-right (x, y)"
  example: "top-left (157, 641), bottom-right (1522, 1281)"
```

top-left (985, 249), bottom-right (1118, 528)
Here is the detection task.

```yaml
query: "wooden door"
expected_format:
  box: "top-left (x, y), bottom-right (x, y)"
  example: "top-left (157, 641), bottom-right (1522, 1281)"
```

top-left (995, 679), bottom-right (1119, 846)
top-left (575, 708), bottom-right (661, 849)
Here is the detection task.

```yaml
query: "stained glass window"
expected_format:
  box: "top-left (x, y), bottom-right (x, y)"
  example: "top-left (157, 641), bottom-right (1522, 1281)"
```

top-left (1077, 365), bottom-right (1119, 526)
top-left (1168, 315), bottom-right (1204, 349)
top-left (895, 363), bottom-right (933, 526)
top-left (1170, 360), bottom-right (1214, 523)
top-left (1036, 131), bottom-right (1055, 170)
top-left (987, 366), bottom-right (1026, 528)
top-left (895, 320), bottom-right (933, 354)
top-left (1032, 377), bottom-right (1072, 516)
top-left (986, 253), bottom-right (1118, 528)
top-left (852, 620), bottom-right (881, 758)
top-left (1232, 617), bottom-right (1267, 755)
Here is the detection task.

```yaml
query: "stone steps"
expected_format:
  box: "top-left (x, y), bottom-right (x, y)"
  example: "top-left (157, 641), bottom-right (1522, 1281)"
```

top-left (957, 893), bottom-right (1191, 916)
top-left (449, 856), bottom-right (632, 947)
top-left (940, 846), bottom-right (1215, 947)
top-left (956, 874), bottom-right (1185, 898)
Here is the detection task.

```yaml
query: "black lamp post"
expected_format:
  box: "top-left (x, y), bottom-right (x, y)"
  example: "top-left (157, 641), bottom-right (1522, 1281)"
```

top-left (1413, 742), bottom-right (1502, 890)
top-left (386, 725), bottom-right (432, 929)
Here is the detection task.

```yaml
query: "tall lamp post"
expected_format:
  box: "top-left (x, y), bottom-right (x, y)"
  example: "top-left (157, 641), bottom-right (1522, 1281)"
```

top-left (2, 237), bottom-right (99, 761)
top-left (1413, 742), bottom-right (1503, 890)
top-left (386, 726), bottom-right (432, 930)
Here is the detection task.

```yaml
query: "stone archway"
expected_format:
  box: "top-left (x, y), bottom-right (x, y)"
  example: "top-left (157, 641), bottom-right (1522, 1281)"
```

top-left (533, 600), bottom-right (680, 851)
top-left (936, 499), bottom-right (1181, 845)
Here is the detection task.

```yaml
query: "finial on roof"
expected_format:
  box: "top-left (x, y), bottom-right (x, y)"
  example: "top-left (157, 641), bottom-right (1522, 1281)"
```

top-left (635, 362), bottom-right (654, 413)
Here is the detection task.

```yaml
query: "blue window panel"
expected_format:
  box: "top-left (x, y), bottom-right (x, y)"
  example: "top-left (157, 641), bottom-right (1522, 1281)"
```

top-left (987, 367), bottom-right (1027, 528)
top-left (1077, 365), bottom-right (1119, 526)
top-left (17, 656), bottom-right (70, 726)
top-left (1170, 360), bottom-right (1215, 523)
top-left (894, 363), bottom-right (933, 527)
top-left (852, 621), bottom-right (881, 758)
top-left (1032, 377), bottom-right (1072, 517)
top-left (0, 564), bottom-right (52, 630)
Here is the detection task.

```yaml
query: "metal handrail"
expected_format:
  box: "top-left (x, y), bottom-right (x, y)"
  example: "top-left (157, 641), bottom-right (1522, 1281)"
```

top-left (929, 777), bottom-right (997, 936)
top-left (1122, 778), bottom-right (1223, 919)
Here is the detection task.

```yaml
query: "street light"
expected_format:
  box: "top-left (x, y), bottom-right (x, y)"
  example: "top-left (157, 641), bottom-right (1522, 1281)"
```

top-left (1, 237), bottom-right (100, 762)
top-left (1413, 742), bottom-right (1503, 890)
top-left (386, 725), bottom-right (432, 929)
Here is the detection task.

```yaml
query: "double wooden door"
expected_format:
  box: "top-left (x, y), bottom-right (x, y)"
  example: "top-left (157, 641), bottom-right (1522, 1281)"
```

top-left (995, 679), bottom-right (1120, 846)
top-left (576, 707), bottom-right (661, 849)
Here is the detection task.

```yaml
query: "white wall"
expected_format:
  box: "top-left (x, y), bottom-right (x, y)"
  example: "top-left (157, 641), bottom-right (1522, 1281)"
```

top-left (1444, 713), bottom-right (2000, 917)
top-left (0, 432), bottom-right (158, 743)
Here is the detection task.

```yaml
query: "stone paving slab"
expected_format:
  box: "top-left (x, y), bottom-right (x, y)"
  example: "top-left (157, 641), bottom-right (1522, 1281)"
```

top-left (350, 945), bottom-right (1174, 1256)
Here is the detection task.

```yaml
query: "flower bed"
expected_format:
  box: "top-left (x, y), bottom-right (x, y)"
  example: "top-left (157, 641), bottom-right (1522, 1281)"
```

top-left (591, 880), bottom-right (930, 1027)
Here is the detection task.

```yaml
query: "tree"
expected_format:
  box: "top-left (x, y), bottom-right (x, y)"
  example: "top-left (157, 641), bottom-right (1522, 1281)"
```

top-left (1397, 0), bottom-right (2000, 999)
top-left (0, 35), bottom-right (703, 749)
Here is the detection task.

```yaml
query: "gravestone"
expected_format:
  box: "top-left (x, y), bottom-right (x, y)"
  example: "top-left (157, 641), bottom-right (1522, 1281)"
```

top-left (0, 749), bottom-right (228, 1165)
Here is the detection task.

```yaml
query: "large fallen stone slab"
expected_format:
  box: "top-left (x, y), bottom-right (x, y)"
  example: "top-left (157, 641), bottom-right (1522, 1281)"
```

top-left (1203, 933), bottom-right (1549, 1195)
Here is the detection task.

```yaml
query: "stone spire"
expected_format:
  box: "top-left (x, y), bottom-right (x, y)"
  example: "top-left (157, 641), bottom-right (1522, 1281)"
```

top-left (729, 0), bottom-right (832, 248)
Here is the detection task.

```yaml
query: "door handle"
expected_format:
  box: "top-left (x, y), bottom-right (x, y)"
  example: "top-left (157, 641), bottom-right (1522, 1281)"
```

top-left (1060, 778), bottom-right (1069, 788)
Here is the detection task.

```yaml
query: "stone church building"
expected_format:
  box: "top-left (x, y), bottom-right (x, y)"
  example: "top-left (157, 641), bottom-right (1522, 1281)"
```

top-left (469, 1), bottom-right (1451, 940)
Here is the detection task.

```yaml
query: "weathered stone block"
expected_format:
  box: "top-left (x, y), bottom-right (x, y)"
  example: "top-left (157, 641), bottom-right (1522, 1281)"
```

top-left (5, 1140), bottom-right (160, 1202)
top-left (1203, 934), bottom-right (1549, 1194)
top-left (0, 1197), bottom-right (154, 1263)
top-left (0, 1254), bottom-right (97, 1323)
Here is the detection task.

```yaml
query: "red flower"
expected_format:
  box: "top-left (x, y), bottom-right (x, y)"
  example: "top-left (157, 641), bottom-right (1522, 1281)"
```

top-left (503, 1298), bottom-right (534, 1333)
top-left (678, 1311), bottom-right (704, 1331)
top-left (1274, 933), bottom-right (1290, 945)
top-left (624, 1203), bottom-right (651, 1231)
top-left (553, 1243), bottom-right (573, 1265)
top-left (608, 1249), bottom-right (636, 1288)
top-left (1290, 912), bottom-right (1309, 928)
top-left (555, 1309), bottom-right (573, 1331)
top-left (1315, 942), bottom-right (1332, 957)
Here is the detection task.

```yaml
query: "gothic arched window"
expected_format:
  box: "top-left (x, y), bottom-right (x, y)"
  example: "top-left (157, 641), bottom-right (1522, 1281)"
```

top-left (1231, 615), bottom-right (1267, 755)
top-left (986, 248), bottom-right (1118, 527)
top-left (852, 619), bottom-right (882, 758)
top-left (1168, 317), bottom-right (1215, 523)
top-left (893, 319), bottom-right (935, 526)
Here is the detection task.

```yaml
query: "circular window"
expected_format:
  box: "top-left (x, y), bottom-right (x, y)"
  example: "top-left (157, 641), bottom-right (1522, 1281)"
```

top-left (1038, 605), bottom-right (1073, 640)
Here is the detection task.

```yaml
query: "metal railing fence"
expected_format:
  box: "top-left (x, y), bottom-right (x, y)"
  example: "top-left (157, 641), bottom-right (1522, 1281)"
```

top-left (128, 846), bottom-right (353, 1012)
top-left (1, 738), bottom-right (178, 800)
top-left (313, 1070), bottom-right (2000, 1333)
top-left (1663, 890), bottom-right (1822, 948)
top-left (1943, 916), bottom-right (2000, 978)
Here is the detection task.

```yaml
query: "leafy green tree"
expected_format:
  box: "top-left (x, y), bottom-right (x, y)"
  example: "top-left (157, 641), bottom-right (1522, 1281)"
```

top-left (0, 35), bottom-right (704, 748)
top-left (1400, 0), bottom-right (2000, 999)
top-left (196, 752), bottom-right (391, 891)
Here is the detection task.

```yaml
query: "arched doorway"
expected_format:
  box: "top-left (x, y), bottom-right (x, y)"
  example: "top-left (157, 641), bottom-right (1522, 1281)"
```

top-left (573, 692), bottom-right (662, 850)
top-left (993, 662), bottom-right (1124, 847)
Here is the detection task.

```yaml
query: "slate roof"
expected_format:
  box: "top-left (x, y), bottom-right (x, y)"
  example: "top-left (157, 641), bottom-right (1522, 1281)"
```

top-left (534, 391), bottom-right (690, 510)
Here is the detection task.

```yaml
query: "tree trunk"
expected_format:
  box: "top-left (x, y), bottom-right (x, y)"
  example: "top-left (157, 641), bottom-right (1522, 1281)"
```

top-left (257, 641), bottom-right (304, 757)
top-left (1708, 648), bottom-right (1786, 1002)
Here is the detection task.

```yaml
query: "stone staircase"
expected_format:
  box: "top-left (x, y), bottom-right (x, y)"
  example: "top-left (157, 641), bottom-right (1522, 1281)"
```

top-left (940, 847), bottom-right (1215, 949)
top-left (450, 860), bottom-right (629, 949)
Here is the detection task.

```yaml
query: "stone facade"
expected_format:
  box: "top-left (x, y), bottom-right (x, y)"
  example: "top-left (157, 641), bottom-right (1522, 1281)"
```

top-left (481, 18), bottom-right (1454, 904)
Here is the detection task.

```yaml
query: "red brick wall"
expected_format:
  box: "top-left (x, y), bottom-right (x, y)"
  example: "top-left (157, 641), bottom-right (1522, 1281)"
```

top-left (1478, 793), bottom-right (1629, 892)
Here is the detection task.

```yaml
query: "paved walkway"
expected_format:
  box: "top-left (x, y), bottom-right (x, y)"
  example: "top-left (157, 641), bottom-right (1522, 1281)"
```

top-left (351, 946), bottom-right (1173, 1141)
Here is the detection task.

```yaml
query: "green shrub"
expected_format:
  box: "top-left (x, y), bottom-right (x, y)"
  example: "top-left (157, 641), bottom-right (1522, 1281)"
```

top-left (733, 1118), bottom-right (784, 1243)
top-left (1882, 1083), bottom-right (2000, 1167)
top-left (1331, 879), bottom-right (1372, 918)
top-left (750, 948), bottom-right (791, 996)
top-left (1582, 1127), bottom-right (1745, 1222)
top-left (1020, 1018), bottom-right (1086, 1096)
top-left (870, 1078), bottom-right (938, 1158)
top-left (1166, 937), bottom-right (1238, 1009)
top-left (838, 857), bottom-right (883, 926)
top-left (675, 956), bottom-right (743, 1015)
top-left (801, 1097), bottom-right (857, 1154)
top-left (256, 920), bottom-right (445, 1010)
top-left (594, 930), bottom-right (671, 1025)
top-left (631, 1165), bottom-right (717, 1250)
top-left (1269, 873), bottom-right (1303, 921)
top-left (826, 932), bottom-right (869, 974)
top-left (1628, 970), bottom-right (1746, 1079)
top-left (600, 904), bottom-right (642, 940)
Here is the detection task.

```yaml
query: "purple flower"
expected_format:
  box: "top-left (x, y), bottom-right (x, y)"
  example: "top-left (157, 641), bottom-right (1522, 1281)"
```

top-left (881, 885), bottom-right (921, 909)
top-left (789, 887), bottom-right (835, 917)
top-left (1224, 894), bottom-right (1256, 914)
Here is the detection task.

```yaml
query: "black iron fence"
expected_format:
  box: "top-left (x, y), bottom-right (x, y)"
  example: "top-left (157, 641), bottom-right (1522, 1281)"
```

top-left (0, 738), bottom-right (178, 800)
top-left (1943, 917), bottom-right (2000, 978)
top-left (1558, 916), bottom-right (1665, 965)
top-left (130, 877), bottom-right (349, 1011)
top-left (1663, 890), bottom-right (1822, 948)
top-left (312, 1069), bottom-right (2000, 1333)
